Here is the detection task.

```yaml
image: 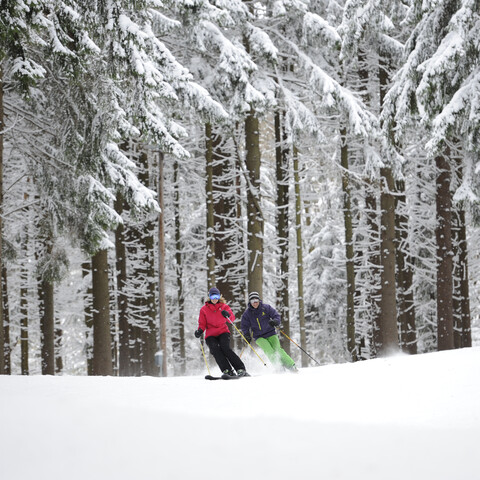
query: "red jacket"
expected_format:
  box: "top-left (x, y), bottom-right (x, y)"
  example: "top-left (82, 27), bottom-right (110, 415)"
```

top-left (198, 301), bottom-right (235, 338)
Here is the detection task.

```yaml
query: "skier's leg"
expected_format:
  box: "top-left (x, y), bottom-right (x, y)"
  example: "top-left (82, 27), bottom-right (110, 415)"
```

top-left (205, 336), bottom-right (232, 373)
top-left (269, 334), bottom-right (296, 368)
top-left (255, 337), bottom-right (281, 366)
top-left (218, 333), bottom-right (245, 372)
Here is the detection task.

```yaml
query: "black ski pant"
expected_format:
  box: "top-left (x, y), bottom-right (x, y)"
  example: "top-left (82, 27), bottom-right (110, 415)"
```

top-left (205, 333), bottom-right (245, 374)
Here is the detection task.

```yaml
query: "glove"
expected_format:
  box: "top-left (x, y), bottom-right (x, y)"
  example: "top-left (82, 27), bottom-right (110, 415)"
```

top-left (268, 319), bottom-right (277, 327)
top-left (194, 329), bottom-right (203, 338)
top-left (221, 310), bottom-right (231, 320)
top-left (244, 334), bottom-right (252, 343)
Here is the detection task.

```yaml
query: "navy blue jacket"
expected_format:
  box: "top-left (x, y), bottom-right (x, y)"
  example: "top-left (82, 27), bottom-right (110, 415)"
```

top-left (240, 301), bottom-right (281, 340)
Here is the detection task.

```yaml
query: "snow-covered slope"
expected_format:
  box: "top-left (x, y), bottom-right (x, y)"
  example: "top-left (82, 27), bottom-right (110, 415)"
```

top-left (2, 348), bottom-right (479, 480)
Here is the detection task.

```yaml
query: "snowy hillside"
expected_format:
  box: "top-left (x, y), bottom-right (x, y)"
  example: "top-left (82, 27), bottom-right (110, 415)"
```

top-left (2, 348), bottom-right (479, 480)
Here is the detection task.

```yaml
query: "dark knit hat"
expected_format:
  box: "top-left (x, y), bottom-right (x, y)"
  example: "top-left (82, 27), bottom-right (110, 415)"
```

top-left (248, 291), bottom-right (260, 301)
top-left (208, 287), bottom-right (220, 297)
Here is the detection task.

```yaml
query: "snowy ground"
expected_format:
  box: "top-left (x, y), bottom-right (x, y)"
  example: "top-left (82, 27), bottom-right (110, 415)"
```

top-left (2, 347), bottom-right (479, 480)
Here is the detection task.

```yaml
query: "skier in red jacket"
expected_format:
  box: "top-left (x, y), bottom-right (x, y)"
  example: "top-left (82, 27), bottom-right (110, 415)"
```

top-left (195, 287), bottom-right (248, 377)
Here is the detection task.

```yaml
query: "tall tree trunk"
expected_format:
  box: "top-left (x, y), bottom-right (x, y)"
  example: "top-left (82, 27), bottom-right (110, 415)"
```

top-left (358, 49), bottom-right (381, 357)
top-left (37, 233), bottom-right (56, 375)
top-left (293, 146), bottom-right (307, 366)
top-left (39, 276), bottom-right (55, 375)
top-left (158, 151), bottom-right (167, 376)
top-left (395, 180), bottom-right (417, 354)
top-left (245, 108), bottom-right (263, 295)
top-left (20, 254), bottom-right (29, 375)
top-left (378, 166), bottom-right (398, 355)
top-left (452, 206), bottom-right (471, 348)
top-left (82, 262), bottom-right (94, 375)
top-left (205, 123), bottom-right (216, 288)
top-left (137, 150), bottom-right (157, 376)
top-left (2, 266), bottom-right (10, 373)
top-left (55, 325), bottom-right (63, 374)
top-left (274, 107), bottom-right (290, 354)
top-left (435, 152), bottom-right (454, 351)
top-left (173, 159), bottom-right (186, 374)
top-left (378, 56), bottom-right (398, 356)
top-left (114, 193), bottom-right (130, 376)
top-left (0, 66), bottom-right (4, 374)
top-left (340, 126), bottom-right (357, 362)
top-left (92, 249), bottom-right (113, 375)
top-left (457, 208), bottom-right (471, 348)
top-left (211, 128), bottom-right (237, 306)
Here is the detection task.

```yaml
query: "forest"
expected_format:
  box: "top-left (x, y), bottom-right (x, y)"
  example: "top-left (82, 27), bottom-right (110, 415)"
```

top-left (1, 0), bottom-right (479, 377)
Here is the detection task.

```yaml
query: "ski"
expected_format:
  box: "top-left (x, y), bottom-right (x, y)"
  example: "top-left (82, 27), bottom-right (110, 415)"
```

top-left (205, 373), bottom-right (250, 380)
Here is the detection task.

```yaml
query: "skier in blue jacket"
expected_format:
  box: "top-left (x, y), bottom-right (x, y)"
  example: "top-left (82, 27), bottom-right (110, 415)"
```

top-left (240, 292), bottom-right (297, 371)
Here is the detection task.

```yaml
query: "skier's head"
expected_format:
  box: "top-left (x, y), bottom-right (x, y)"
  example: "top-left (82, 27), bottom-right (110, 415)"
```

top-left (248, 291), bottom-right (260, 307)
top-left (208, 287), bottom-right (221, 301)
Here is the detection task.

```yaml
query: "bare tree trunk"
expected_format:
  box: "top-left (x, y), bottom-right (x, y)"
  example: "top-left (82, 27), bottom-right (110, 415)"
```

top-left (274, 107), bottom-right (290, 354)
top-left (458, 208), bottom-right (471, 348)
top-left (158, 151), bottom-right (167, 376)
top-left (395, 180), bottom-right (417, 354)
top-left (2, 266), bottom-right (10, 373)
top-left (377, 57), bottom-right (398, 356)
top-left (39, 276), bottom-right (55, 375)
top-left (20, 248), bottom-right (29, 375)
top-left (378, 166), bottom-right (398, 355)
top-left (82, 262), bottom-right (93, 375)
top-left (55, 325), bottom-right (63, 374)
top-left (173, 159), bottom-right (186, 374)
top-left (137, 150), bottom-right (157, 376)
top-left (340, 126), bottom-right (357, 362)
top-left (205, 123), bottom-right (216, 288)
top-left (0, 66), bottom-right (4, 374)
top-left (293, 146), bottom-right (307, 366)
top-left (114, 192), bottom-right (130, 375)
top-left (211, 128), bottom-right (237, 307)
top-left (452, 206), bottom-right (471, 348)
top-left (435, 153), bottom-right (454, 351)
top-left (92, 249), bottom-right (113, 375)
top-left (245, 108), bottom-right (263, 295)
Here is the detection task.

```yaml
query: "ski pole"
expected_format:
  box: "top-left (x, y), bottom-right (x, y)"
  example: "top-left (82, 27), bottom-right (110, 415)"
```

top-left (278, 329), bottom-right (321, 366)
top-left (199, 339), bottom-right (211, 375)
top-left (222, 310), bottom-right (266, 366)
top-left (230, 321), bottom-right (266, 366)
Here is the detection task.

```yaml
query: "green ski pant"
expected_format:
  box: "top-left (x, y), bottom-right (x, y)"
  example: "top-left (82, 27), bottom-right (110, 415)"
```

top-left (255, 335), bottom-right (295, 368)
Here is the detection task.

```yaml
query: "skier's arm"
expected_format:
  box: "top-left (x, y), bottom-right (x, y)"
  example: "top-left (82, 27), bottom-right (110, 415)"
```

top-left (221, 304), bottom-right (235, 323)
top-left (198, 309), bottom-right (207, 332)
top-left (267, 304), bottom-right (281, 326)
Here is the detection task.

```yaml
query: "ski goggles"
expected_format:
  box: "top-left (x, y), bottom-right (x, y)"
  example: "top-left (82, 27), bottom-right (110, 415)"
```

top-left (209, 294), bottom-right (220, 300)
top-left (250, 298), bottom-right (260, 305)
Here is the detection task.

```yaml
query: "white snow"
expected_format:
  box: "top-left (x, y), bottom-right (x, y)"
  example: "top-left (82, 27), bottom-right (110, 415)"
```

top-left (2, 347), bottom-right (479, 480)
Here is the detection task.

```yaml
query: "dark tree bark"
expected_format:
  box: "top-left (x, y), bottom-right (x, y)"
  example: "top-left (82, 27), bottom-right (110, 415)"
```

top-left (158, 151), bottom-right (167, 376)
top-left (0, 66), bottom-right (4, 374)
top-left (2, 266), bottom-right (10, 373)
top-left (114, 192), bottom-right (130, 376)
top-left (82, 262), bottom-right (94, 375)
top-left (340, 126), bottom-right (357, 362)
top-left (172, 159), bottom-right (186, 374)
top-left (245, 108), bottom-right (263, 296)
top-left (395, 180), bottom-right (417, 354)
top-left (205, 123), bottom-right (216, 288)
top-left (39, 276), bottom-right (55, 375)
top-left (378, 165), bottom-right (398, 355)
top-left (435, 153), bottom-right (454, 351)
top-left (274, 107), bottom-right (290, 354)
top-left (293, 146), bottom-right (307, 366)
top-left (92, 249), bottom-right (113, 375)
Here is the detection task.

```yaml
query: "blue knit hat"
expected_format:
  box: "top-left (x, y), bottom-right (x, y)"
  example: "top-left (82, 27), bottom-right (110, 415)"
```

top-left (208, 287), bottom-right (220, 297)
